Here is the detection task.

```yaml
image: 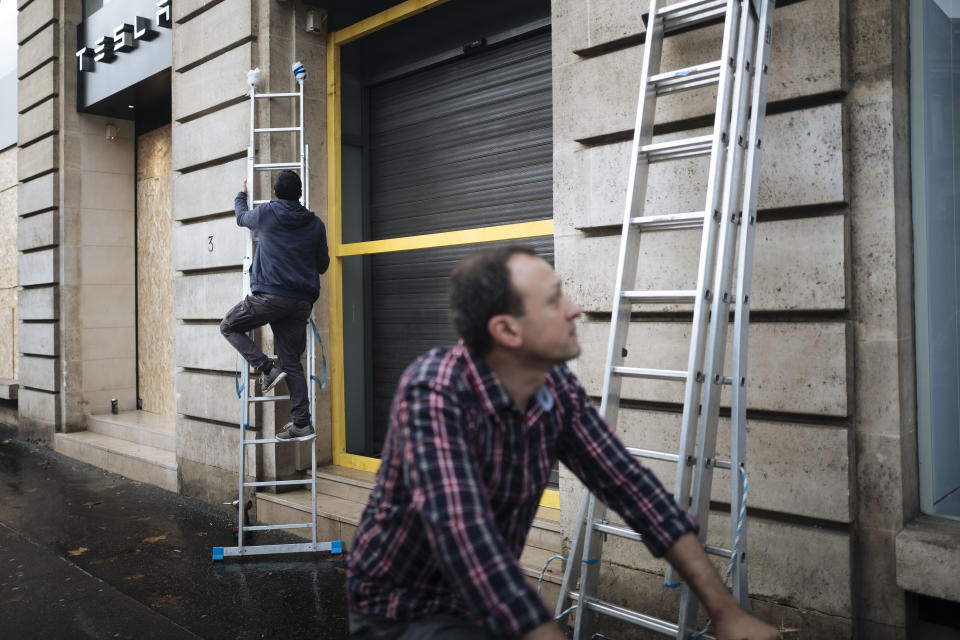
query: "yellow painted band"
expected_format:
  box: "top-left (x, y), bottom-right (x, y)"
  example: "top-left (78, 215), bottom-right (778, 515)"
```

top-left (539, 489), bottom-right (560, 510)
top-left (327, 36), bottom-right (349, 466)
top-left (333, 452), bottom-right (383, 475)
top-left (333, 0), bottom-right (452, 46)
top-left (333, 449), bottom-right (561, 509)
top-left (337, 220), bottom-right (554, 257)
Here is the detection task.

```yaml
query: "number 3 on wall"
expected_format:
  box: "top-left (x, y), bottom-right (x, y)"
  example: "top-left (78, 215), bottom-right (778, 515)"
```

top-left (207, 235), bottom-right (214, 252)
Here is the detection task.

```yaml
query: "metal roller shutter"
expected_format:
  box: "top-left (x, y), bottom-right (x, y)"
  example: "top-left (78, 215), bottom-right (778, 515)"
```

top-left (366, 31), bottom-right (553, 454)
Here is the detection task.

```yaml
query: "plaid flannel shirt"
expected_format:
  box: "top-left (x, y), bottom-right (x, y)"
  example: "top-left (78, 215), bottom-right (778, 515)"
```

top-left (347, 343), bottom-right (697, 638)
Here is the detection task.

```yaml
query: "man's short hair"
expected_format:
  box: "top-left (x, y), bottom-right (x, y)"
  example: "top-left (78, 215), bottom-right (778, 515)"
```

top-left (449, 244), bottom-right (538, 355)
top-left (274, 170), bottom-right (302, 201)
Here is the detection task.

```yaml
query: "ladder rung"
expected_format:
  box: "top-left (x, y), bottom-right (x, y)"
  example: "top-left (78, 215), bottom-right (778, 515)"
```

top-left (625, 447), bottom-right (680, 464)
top-left (594, 521), bottom-right (642, 542)
top-left (254, 126), bottom-right (301, 133)
top-left (622, 290), bottom-right (697, 304)
top-left (660, 0), bottom-right (727, 33)
top-left (242, 479), bottom-right (313, 487)
top-left (632, 211), bottom-right (706, 231)
top-left (713, 458), bottom-right (732, 470)
top-left (253, 162), bottom-right (302, 170)
top-left (252, 199), bottom-right (270, 205)
top-left (242, 523), bottom-right (313, 532)
top-left (650, 60), bottom-right (722, 96)
top-left (706, 544), bottom-right (733, 559)
top-left (248, 395), bottom-right (291, 403)
top-left (242, 435), bottom-right (317, 445)
top-left (255, 92), bottom-right (300, 98)
top-left (612, 366), bottom-right (686, 381)
top-left (568, 591), bottom-right (684, 637)
top-left (639, 135), bottom-right (714, 163)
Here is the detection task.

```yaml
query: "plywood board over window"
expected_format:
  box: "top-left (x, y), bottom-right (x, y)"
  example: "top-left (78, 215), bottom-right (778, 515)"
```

top-left (136, 124), bottom-right (175, 416)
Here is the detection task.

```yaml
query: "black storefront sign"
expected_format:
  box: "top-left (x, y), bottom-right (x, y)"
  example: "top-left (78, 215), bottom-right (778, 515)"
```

top-left (77, 1), bottom-right (170, 73)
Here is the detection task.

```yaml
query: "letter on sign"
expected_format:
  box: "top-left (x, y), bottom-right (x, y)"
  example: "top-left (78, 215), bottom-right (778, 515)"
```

top-left (76, 47), bottom-right (95, 71)
top-left (134, 16), bottom-right (158, 41)
top-left (94, 35), bottom-right (116, 63)
top-left (113, 23), bottom-right (135, 52)
top-left (156, 0), bottom-right (172, 29)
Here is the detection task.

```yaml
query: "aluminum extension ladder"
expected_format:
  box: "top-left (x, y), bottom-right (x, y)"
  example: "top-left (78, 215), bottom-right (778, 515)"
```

top-left (555, 0), bottom-right (774, 637)
top-left (213, 63), bottom-right (342, 561)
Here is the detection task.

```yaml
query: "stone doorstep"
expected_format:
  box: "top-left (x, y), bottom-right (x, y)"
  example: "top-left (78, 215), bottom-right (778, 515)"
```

top-left (54, 431), bottom-right (178, 493)
top-left (86, 411), bottom-right (176, 452)
top-left (0, 378), bottom-right (18, 400)
top-left (255, 465), bottom-right (565, 591)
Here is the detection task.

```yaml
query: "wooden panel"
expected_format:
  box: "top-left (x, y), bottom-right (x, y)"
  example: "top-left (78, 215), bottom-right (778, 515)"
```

top-left (137, 125), bottom-right (175, 416)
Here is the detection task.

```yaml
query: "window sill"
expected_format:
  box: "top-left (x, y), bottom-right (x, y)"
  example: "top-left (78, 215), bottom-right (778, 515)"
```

top-left (895, 515), bottom-right (960, 603)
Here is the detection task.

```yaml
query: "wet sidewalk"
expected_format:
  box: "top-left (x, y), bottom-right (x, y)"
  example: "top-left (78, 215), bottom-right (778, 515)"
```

top-left (0, 425), bottom-right (350, 640)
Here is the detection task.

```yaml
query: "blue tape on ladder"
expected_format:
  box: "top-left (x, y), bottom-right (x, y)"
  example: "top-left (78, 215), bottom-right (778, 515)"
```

top-left (235, 353), bottom-right (245, 398)
top-left (309, 319), bottom-right (327, 390)
top-left (583, 558), bottom-right (598, 564)
top-left (331, 540), bottom-right (343, 555)
top-left (212, 547), bottom-right (224, 561)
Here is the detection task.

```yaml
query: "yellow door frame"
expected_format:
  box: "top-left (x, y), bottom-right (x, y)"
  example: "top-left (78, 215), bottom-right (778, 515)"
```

top-left (325, 0), bottom-right (559, 509)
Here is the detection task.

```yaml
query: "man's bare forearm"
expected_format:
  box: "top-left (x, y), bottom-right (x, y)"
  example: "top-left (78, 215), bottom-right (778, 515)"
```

top-left (665, 532), bottom-right (778, 640)
top-left (665, 532), bottom-right (738, 619)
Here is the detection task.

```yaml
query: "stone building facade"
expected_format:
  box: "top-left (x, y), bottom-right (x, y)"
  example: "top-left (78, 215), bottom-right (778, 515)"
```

top-left (6, 0), bottom-right (959, 637)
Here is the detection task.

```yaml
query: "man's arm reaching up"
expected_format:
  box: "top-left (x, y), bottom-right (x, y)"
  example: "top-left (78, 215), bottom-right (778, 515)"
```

top-left (235, 179), bottom-right (259, 230)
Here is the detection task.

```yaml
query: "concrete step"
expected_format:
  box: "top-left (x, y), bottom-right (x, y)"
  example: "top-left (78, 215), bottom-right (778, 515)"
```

top-left (255, 465), bottom-right (564, 593)
top-left (0, 378), bottom-right (18, 400)
top-left (55, 431), bottom-right (177, 493)
top-left (86, 411), bottom-right (176, 452)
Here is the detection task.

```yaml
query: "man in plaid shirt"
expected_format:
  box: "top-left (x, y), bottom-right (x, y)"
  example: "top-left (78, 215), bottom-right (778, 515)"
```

top-left (347, 245), bottom-right (777, 640)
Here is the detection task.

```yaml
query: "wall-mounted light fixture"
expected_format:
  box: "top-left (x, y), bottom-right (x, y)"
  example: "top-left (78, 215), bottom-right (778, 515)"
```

top-left (305, 10), bottom-right (326, 34)
top-left (106, 123), bottom-right (119, 141)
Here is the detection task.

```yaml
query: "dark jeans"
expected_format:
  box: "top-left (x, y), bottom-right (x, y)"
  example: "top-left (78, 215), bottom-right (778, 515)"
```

top-left (220, 292), bottom-right (313, 427)
top-left (348, 612), bottom-right (494, 640)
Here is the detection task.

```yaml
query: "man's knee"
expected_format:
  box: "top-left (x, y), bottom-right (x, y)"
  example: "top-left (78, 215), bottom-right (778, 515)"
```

top-left (219, 317), bottom-right (232, 338)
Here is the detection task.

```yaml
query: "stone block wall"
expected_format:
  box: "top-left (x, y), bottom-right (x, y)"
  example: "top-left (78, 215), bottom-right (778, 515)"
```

top-left (552, 0), bottom-right (910, 636)
top-left (170, 0), bottom-right (329, 506)
top-left (0, 146), bottom-right (18, 382)
top-left (16, 0), bottom-right (139, 440)
top-left (16, 0), bottom-right (60, 440)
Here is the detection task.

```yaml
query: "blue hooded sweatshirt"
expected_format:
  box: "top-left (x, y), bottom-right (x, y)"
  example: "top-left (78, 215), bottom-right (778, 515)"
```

top-left (235, 192), bottom-right (329, 302)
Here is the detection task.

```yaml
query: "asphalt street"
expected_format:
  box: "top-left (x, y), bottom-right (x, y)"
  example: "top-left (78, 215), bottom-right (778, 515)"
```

top-left (0, 424), bottom-right (351, 640)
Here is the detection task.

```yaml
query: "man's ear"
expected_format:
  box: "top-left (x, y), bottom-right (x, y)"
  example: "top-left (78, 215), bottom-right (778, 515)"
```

top-left (487, 314), bottom-right (522, 350)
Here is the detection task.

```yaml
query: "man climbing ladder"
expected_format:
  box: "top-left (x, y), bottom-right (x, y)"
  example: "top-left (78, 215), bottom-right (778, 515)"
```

top-left (220, 170), bottom-right (329, 439)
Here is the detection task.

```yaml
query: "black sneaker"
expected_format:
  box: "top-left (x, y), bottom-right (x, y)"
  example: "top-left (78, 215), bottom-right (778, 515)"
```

top-left (259, 366), bottom-right (286, 394)
top-left (276, 422), bottom-right (315, 441)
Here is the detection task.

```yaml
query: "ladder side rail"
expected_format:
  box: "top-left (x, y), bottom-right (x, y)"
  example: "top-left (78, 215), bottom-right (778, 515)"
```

top-left (572, 490), bottom-right (605, 639)
top-left (311, 410), bottom-right (318, 544)
top-left (667, 0), bottom-right (742, 587)
top-left (598, 2), bottom-right (666, 427)
top-left (554, 488), bottom-right (590, 623)
top-left (237, 86), bottom-right (258, 551)
top-left (570, 3), bottom-right (667, 638)
top-left (686, 0), bottom-right (757, 559)
top-left (675, 2), bottom-right (757, 635)
top-left (299, 78), bottom-right (307, 208)
top-left (729, 0), bottom-right (775, 608)
top-left (299, 75), bottom-right (317, 550)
